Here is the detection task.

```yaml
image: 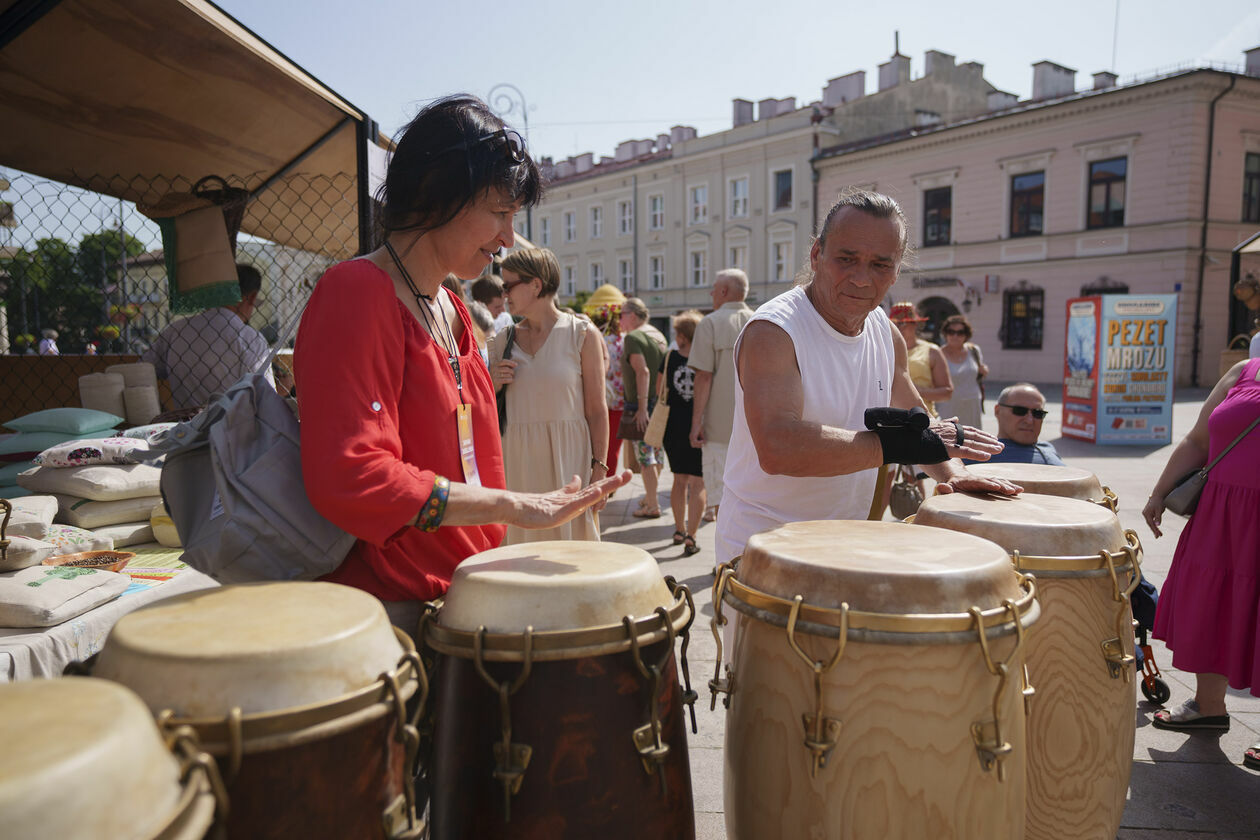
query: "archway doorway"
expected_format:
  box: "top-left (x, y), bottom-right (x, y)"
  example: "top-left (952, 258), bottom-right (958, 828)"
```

top-left (918, 296), bottom-right (960, 345)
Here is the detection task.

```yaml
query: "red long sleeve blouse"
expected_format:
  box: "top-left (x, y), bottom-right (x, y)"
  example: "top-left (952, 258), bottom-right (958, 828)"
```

top-left (294, 258), bottom-right (506, 601)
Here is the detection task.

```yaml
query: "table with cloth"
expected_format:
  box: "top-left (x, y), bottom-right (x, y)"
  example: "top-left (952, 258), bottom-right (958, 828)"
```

top-left (0, 543), bottom-right (218, 681)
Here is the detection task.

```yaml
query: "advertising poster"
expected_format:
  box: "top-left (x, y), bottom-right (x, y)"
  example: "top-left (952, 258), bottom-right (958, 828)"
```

top-left (1062, 297), bottom-right (1101, 441)
top-left (1064, 294), bottom-right (1177, 445)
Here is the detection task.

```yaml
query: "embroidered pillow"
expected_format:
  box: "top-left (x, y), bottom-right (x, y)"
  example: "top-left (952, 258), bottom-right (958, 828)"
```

top-left (43, 523), bottom-right (114, 554)
top-left (35, 438), bottom-right (149, 468)
top-left (116, 423), bottom-right (177, 442)
top-left (0, 535), bottom-right (57, 572)
top-left (0, 565), bottom-right (130, 627)
top-left (0, 431), bottom-right (114, 462)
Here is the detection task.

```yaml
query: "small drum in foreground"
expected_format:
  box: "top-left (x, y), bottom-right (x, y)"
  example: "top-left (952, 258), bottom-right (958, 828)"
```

top-left (713, 520), bottom-right (1038, 840)
top-left (91, 582), bottom-right (425, 840)
top-left (423, 541), bottom-right (697, 840)
top-left (0, 677), bottom-right (222, 840)
top-left (913, 492), bottom-right (1141, 840)
top-left (966, 463), bottom-right (1117, 510)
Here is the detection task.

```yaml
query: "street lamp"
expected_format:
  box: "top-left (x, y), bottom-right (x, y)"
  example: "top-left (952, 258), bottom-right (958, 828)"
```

top-left (487, 83), bottom-right (532, 241)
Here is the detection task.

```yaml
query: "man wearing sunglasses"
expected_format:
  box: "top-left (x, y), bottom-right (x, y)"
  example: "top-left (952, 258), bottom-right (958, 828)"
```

top-left (971, 382), bottom-right (1065, 466)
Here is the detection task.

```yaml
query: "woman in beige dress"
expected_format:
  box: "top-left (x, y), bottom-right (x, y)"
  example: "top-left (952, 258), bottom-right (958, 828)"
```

top-left (489, 248), bottom-right (609, 544)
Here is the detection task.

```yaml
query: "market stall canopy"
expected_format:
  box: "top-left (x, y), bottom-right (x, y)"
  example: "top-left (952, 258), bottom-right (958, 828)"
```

top-left (0, 0), bottom-right (389, 258)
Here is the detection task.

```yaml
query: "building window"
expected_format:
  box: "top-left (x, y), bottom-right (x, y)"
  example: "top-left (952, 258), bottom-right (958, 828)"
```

top-left (589, 206), bottom-right (603, 238)
top-left (690, 249), bottom-right (707, 287)
top-left (1001, 287), bottom-right (1044, 349)
top-left (540, 216), bottom-right (551, 246)
top-left (923, 187), bottom-right (951, 247)
top-left (618, 200), bottom-right (633, 235)
top-left (771, 239), bottom-right (793, 283)
top-left (590, 261), bottom-right (604, 290)
top-left (729, 177), bottom-right (749, 218)
top-left (563, 211), bottom-right (576, 242)
top-left (728, 245), bottom-right (747, 271)
top-left (563, 265), bottom-right (576, 296)
top-left (1087, 157), bottom-right (1127, 229)
top-left (773, 169), bottom-right (793, 211)
top-left (1244, 152), bottom-right (1260, 223)
top-left (1010, 171), bottom-right (1045, 237)
top-left (618, 258), bottom-right (633, 292)
top-left (649, 255), bottom-right (665, 290)
top-left (689, 184), bottom-right (708, 224)
top-left (648, 194), bottom-right (664, 230)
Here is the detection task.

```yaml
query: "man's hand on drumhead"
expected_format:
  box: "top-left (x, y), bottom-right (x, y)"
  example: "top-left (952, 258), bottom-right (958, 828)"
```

top-left (930, 417), bottom-right (1005, 462)
top-left (935, 473), bottom-right (1022, 497)
top-left (513, 471), bottom-right (633, 529)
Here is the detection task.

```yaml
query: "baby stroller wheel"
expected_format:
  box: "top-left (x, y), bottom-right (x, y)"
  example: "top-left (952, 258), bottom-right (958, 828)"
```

top-left (1142, 675), bottom-right (1171, 705)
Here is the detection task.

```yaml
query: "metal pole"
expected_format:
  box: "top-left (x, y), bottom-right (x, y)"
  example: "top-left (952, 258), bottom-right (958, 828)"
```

top-left (488, 83), bottom-right (532, 241)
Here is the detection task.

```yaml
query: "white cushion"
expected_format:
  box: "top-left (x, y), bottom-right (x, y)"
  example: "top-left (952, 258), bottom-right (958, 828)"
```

top-left (53, 494), bottom-right (163, 529)
top-left (2, 495), bottom-right (59, 540)
top-left (0, 535), bottom-right (57, 572)
top-left (90, 521), bottom-right (154, 549)
top-left (16, 463), bottom-right (162, 502)
top-left (0, 565), bottom-right (130, 627)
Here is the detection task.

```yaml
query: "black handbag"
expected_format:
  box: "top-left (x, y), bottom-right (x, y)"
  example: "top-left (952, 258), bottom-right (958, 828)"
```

top-left (888, 465), bottom-right (925, 520)
top-left (495, 325), bottom-right (516, 432)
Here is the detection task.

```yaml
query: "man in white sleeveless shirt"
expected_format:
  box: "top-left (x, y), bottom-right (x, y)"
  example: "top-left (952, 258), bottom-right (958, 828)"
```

top-left (715, 191), bottom-right (1019, 564)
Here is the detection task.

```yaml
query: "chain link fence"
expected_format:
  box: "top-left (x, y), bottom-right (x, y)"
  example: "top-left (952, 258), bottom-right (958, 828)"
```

top-left (0, 170), bottom-right (359, 425)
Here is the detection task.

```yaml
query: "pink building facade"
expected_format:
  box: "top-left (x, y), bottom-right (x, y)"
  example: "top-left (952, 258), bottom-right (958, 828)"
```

top-left (814, 66), bottom-right (1260, 387)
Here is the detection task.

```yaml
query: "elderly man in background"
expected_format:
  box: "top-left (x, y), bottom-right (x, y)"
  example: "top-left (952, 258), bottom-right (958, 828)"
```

top-left (715, 190), bottom-right (1016, 564)
top-left (143, 262), bottom-right (272, 411)
top-left (689, 268), bottom-right (754, 523)
top-left (965, 382), bottom-right (1065, 466)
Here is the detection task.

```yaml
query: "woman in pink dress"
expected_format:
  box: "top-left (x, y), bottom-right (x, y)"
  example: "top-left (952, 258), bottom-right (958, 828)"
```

top-left (1142, 357), bottom-right (1260, 770)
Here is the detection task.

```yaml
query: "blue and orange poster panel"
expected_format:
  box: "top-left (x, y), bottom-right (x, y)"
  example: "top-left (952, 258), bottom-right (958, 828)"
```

top-left (1063, 294), bottom-right (1177, 445)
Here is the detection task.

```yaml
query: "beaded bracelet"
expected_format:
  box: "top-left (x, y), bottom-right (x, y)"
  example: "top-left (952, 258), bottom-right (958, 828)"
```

top-left (417, 476), bottom-right (450, 532)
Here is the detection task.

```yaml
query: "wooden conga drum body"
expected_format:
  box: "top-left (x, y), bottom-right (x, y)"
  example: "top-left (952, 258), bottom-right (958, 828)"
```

top-left (92, 582), bottom-right (424, 840)
top-left (423, 541), bottom-right (697, 840)
top-left (966, 463), bottom-right (1118, 511)
top-left (0, 677), bottom-right (221, 840)
top-left (714, 521), bottom-right (1039, 840)
top-left (914, 493), bottom-right (1141, 840)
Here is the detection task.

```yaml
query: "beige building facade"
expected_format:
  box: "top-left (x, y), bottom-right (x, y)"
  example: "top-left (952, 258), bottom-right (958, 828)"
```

top-left (815, 57), bottom-right (1260, 387)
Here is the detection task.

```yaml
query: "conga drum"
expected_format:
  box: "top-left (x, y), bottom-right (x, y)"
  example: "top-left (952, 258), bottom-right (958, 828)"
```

top-left (713, 520), bottom-right (1039, 840)
top-left (966, 463), bottom-right (1118, 511)
top-left (91, 582), bottom-right (425, 840)
top-left (0, 677), bottom-right (222, 840)
top-left (913, 493), bottom-right (1141, 840)
top-left (422, 541), bottom-right (698, 839)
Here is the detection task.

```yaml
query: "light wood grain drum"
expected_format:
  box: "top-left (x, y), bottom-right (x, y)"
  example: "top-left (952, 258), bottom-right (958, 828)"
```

top-left (713, 520), bottom-right (1039, 840)
top-left (422, 541), bottom-right (698, 840)
top-left (965, 463), bottom-right (1118, 511)
top-left (913, 492), bottom-right (1141, 840)
top-left (0, 676), bottom-right (221, 840)
top-left (92, 582), bottom-right (425, 840)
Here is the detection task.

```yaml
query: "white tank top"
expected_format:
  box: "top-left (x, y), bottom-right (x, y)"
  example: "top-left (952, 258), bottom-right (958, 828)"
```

top-left (715, 287), bottom-right (894, 563)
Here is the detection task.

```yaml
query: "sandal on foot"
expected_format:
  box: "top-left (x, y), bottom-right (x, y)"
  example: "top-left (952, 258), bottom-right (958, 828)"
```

top-left (1152, 699), bottom-right (1230, 732)
top-left (632, 505), bottom-right (662, 519)
top-left (671, 530), bottom-right (686, 545)
top-left (683, 535), bottom-right (701, 556)
top-left (1245, 743), bottom-right (1260, 771)
top-left (702, 507), bottom-right (717, 522)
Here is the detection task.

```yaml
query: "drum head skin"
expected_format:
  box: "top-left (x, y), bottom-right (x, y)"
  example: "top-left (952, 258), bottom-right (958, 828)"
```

top-left (965, 464), bottom-right (1104, 500)
top-left (915, 492), bottom-right (1125, 557)
top-left (0, 677), bottom-right (183, 840)
top-left (740, 521), bottom-right (1021, 615)
top-left (94, 582), bottom-right (404, 717)
top-left (440, 541), bottom-right (674, 633)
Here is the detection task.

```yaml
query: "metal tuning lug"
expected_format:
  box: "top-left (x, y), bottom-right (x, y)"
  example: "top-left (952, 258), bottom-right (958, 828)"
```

top-left (801, 713), bottom-right (842, 777)
top-left (492, 742), bottom-right (532, 820)
top-left (971, 719), bottom-right (1013, 780)
top-left (1100, 637), bottom-right (1135, 680)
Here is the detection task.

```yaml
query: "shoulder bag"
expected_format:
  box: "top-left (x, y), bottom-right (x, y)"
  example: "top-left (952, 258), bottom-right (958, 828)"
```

top-left (967, 343), bottom-right (985, 411)
top-left (1163, 414), bottom-right (1260, 516)
top-left (888, 464), bottom-right (925, 520)
top-left (495, 325), bottom-right (516, 432)
top-left (642, 351), bottom-right (672, 450)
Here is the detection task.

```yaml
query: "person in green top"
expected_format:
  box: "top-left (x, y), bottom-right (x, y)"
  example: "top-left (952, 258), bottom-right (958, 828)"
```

top-left (619, 297), bottom-right (668, 517)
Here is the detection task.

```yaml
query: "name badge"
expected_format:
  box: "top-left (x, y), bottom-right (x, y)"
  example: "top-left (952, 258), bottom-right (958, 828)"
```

top-left (457, 403), bottom-right (481, 487)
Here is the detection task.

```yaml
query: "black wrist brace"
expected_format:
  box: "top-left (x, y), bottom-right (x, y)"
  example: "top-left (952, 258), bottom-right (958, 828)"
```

top-left (864, 406), bottom-right (949, 465)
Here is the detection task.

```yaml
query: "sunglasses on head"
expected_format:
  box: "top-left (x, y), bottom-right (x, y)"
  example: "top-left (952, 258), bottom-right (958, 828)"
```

top-left (430, 128), bottom-right (527, 165)
top-left (998, 403), bottom-right (1048, 419)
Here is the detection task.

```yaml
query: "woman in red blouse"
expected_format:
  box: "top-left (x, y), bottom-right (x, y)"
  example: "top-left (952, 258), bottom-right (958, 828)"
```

top-left (295, 96), bottom-right (628, 623)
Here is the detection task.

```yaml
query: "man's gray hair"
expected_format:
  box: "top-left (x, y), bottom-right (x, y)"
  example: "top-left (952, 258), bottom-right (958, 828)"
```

top-left (796, 188), bottom-right (913, 286)
top-left (715, 268), bottom-right (749, 299)
top-left (997, 382), bottom-right (1045, 405)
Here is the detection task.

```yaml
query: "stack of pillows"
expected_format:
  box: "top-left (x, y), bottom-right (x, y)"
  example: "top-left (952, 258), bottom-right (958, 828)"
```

top-left (0, 408), bottom-right (123, 499)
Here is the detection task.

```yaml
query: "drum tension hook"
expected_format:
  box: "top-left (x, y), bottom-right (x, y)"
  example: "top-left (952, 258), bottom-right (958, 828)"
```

top-left (474, 626), bottom-right (535, 822)
top-left (786, 596), bottom-right (847, 778)
top-left (627, 611), bottom-right (676, 795)
top-left (709, 564), bottom-right (737, 710)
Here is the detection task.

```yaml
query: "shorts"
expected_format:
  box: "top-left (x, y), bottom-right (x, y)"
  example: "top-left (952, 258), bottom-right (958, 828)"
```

top-left (634, 441), bottom-right (664, 466)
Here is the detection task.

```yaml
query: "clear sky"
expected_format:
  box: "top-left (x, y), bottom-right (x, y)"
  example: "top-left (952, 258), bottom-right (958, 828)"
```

top-left (215, 0), bottom-right (1260, 162)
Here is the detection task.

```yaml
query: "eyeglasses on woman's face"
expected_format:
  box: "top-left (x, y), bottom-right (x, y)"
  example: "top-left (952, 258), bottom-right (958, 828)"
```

top-left (998, 404), bottom-right (1048, 420)
top-left (430, 128), bottom-right (527, 165)
top-left (942, 328), bottom-right (967, 336)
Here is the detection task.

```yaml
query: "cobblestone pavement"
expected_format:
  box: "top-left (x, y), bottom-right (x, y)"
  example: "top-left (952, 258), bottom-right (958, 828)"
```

top-left (596, 383), bottom-right (1260, 839)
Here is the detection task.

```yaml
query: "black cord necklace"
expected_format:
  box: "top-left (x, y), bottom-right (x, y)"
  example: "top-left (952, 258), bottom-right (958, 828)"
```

top-left (384, 239), bottom-right (463, 394)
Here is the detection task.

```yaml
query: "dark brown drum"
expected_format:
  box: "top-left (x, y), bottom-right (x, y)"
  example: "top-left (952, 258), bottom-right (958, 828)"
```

top-left (423, 541), bottom-right (698, 840)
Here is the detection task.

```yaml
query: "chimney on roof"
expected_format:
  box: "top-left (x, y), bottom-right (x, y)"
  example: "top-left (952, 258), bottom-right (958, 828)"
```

top-left (1032, 61), bottom-right (1076, 100)
top-left (925, 50), bottom-right (955, 75)
top-left (656, 133), bottom-right (671, 151)
top-left (733, 98), bottom-right (754, 127)
top-left (776, 96), bottom-right (796, 114)
top-left (823, 71), bottom-right (865, 106)
top-left (878, 54), bottom-right (911, 91)
top-left (670, 125), bottom-right (696, 144)
top-left (634, 139), bottom-right (654, 157)
top-left (756, 97), bottom-right (777, 120)
top-left (574, 153), bottom-right (594, 174)
top-left (615, 140), bottom-right (637, 162)
top-left (988, 90), bottom-right (1019, 111)
top-left (1246, 46), bottom-right (1260, 76)
top-left (1092, 71), bottom-right (1118, 90)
